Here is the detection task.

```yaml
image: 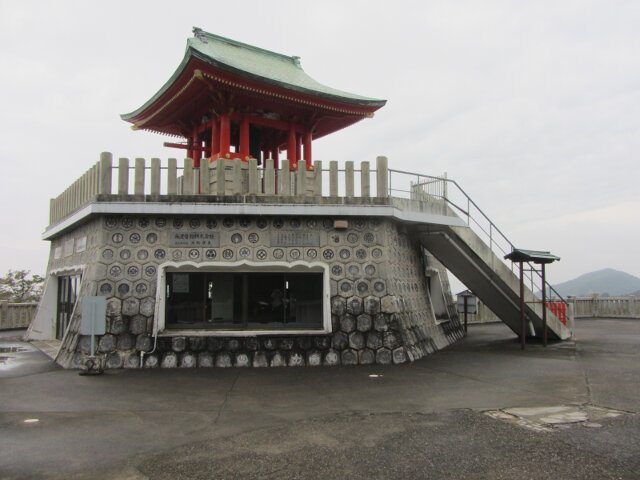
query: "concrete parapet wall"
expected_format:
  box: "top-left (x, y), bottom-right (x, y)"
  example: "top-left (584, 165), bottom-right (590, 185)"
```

top-left (572, 296), bottom-right (640, 319)
top-left (0, 302), bottom-right (38, 330)
top-left (466, 296), bottom-right (640, 323)
top-left (48, 153), bottom-right (394, 227)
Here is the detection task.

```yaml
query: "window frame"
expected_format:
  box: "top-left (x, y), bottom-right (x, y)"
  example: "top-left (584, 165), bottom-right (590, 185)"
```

top-left (155, 260), bottom-right (331, 337)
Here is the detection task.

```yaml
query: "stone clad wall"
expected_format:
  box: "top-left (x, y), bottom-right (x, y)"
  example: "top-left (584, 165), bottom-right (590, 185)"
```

top-left (46, 214), bottom-right (464, 369)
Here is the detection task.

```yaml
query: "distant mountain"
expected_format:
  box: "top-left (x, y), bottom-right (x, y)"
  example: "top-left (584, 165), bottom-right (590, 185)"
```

top-left (551, 269), bottom-right (640, 297)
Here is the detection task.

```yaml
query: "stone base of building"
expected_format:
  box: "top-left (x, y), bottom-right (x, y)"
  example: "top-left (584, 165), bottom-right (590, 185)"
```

top-left (30, 213), bottom-right (465, 369)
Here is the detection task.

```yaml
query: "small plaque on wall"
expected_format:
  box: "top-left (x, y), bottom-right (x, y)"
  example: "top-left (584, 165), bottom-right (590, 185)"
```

top-left (270, 231), bottom-right (320, 247)
top-left (75, 236), bottom-right (87, 253)
top-left (54, 247), bottom-right (62, 260)
top-left (63, 239), bottom-right (74, 257)
top-left (169, 231), bottom-right (220, 247)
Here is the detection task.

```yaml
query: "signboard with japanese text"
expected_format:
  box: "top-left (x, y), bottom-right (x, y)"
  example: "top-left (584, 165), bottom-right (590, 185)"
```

top-left (169, 231), bottom-right (220, 248)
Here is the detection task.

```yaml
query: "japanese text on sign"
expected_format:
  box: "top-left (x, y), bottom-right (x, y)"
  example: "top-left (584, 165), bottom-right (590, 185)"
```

top-left (169, 231), bottom-right (220, 247)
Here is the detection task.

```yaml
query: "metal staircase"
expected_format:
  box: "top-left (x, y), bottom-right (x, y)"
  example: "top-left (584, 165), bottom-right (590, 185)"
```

top-left (389, 169), bottom-right (572, 340)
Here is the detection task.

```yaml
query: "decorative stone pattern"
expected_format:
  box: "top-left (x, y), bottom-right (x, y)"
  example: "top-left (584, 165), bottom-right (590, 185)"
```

top-left (47, 214), bottom-right (463, 369)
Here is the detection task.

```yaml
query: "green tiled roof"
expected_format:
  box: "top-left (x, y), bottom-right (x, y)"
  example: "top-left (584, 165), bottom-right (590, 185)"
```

top-left (122, 28), bottom-right (385, 122)
top-left (188, 27), bottom-right (385, 106)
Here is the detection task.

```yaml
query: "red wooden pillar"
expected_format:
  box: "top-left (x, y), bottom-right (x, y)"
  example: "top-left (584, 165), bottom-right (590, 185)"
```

top-left (303, 131), bottom-right (312, 169)
top-left (192, 132), bottom-right (201, 168)
top-left (210, 117), bottom-right (220, 160)
top-left (240, 115), bottom-right (250, 158)
top-left (204, 139), bottom-right (211, 161)
top-left (219, 114), bottom-right (231, 156)
top-left (287, 124), bottom-right (297, 165)
top-left (273, 146), bottom-right (280, 169)
top-left (186, 137), bottom-right (194, 162)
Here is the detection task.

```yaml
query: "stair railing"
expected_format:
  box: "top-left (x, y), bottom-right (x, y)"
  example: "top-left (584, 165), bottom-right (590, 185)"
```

top-left (389, 168), bottom-right (566, 306)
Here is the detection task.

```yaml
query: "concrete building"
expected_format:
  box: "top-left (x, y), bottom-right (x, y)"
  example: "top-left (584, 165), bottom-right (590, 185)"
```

top-left (26, 28), bottom-right (571, 370)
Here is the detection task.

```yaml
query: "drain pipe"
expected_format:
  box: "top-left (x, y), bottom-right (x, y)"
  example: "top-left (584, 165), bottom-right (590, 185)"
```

top-left (139, 319), bottom-right (160, 368)
top-left (139, 331), bottom-right (159, 368)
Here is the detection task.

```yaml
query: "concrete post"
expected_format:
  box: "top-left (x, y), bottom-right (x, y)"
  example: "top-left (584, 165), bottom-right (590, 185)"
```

top-left (90, 164), bottom-right (98, 198)
top-left (232, 159), bottom-right (242, 195)
top-left (73, 178), bottom-right (79, 209)
top-left (215, 159), bottom-right (226, 196)
top-left (84, 167), bottom-right (90, 202)
top-left (443, 171), bottom-right (448, 200)
top-left (134, 158), bottom-right (145, 195)
top-left (241, 162), bottom-right (248, 194)
top-left (313, 160), bottom-right (322, 196)
top-left (567, 301), bottom-right (575, 338)
top-left (78, 171), bottom-right (85, 204)
top-left (361, 161), bottom-right (370, 197)
top-left (80, 170), bottom-right (87, 204)
top-left (248, 158), bottom-right (258, 194)
top-left (296, 163), bottom-right (306, 197)
top-left (167, 158), bottom-right (177, 194)
top-left (65, 187), bottom-right (70, 215)
top-left (199, 159), bottom-right (210, 194)
top-left (183, 159), bottom-right (194, 195)
top-left (150, 158), bottom-right (161, 195)
top-left (345, 161), bottom-right (354, 198)
top-left (118, 158), bottom-right (129, 195)
top-left (329, 161), bottom-right (338, 197)
top-left (265, 159), bottom-right (275, 195)
top-left (280, 160), bottom-right (291, 195)
top-left (376, 156), bottom-right (388, 198)
top-left (0, 301), bottom-right (7, 328)
top-left (99, 152), bottom-right (112, 194)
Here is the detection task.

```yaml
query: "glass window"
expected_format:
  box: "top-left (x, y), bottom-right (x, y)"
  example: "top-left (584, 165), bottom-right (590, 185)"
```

top-left (166, 270), bottom-right (323, 331)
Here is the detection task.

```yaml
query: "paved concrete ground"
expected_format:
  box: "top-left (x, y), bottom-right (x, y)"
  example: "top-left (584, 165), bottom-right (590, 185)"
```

top-left (0, 319), bottom-right (638, 479)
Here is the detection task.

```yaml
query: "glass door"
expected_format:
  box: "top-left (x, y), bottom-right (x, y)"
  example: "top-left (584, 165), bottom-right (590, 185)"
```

top-left (56, 274), bottom-right (81, 340)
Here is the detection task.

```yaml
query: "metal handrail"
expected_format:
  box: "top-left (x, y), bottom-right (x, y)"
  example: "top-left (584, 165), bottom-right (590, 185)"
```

top-left (388, 168), bottom-right (565, 305)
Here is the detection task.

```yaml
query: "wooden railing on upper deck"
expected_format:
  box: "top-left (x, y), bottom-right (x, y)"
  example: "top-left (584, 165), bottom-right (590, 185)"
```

top-left (48, 152), bottom-right (391, 226)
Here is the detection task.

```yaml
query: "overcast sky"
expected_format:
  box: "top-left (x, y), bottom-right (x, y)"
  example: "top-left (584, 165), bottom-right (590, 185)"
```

top-left (0, 0), bottom-right (638, 288)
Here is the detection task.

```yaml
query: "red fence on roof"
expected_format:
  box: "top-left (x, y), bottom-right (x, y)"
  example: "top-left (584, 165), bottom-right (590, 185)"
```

top-left (546, 301), bottom-right (567, 325)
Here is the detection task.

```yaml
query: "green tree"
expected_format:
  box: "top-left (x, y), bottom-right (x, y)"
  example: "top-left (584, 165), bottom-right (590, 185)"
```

top-left (0, 270), bottom-right (44, 303)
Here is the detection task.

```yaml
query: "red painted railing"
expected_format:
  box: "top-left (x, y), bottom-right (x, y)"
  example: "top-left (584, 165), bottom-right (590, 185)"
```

top-left (546, 301), bottom-right (567, 325)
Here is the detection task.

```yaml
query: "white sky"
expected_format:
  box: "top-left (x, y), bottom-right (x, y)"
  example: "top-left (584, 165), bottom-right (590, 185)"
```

top-left (0, 0), bottom-right (638, 287)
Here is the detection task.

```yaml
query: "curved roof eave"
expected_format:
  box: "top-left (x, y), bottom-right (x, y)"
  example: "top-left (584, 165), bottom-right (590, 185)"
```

top-left (121, 50), bottom-right (193, 122)
top-left (122, 40), bottom-right (386, 122)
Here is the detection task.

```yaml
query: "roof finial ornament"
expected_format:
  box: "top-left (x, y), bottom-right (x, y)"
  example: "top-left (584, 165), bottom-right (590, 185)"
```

top-left (192, 27), bottom-right (208, 43)
top-left (292, 56), bottom-right (302, 68)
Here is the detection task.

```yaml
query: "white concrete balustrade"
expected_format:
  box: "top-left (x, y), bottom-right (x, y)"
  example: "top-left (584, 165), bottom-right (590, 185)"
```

top-left (48, 152), bottom-right (390, 225)
top-left (572, 296), bottom-right (640, 319)
top-left (466, 296), bottom-right (640, 323)
top-left (0, 302), bottom-right (38, 330)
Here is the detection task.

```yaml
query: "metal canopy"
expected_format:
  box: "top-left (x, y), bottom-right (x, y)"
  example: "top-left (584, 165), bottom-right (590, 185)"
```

top-left (504, 249), bottom-right (560, 264)
top-left (504, 248), bottom-right (560, 349)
